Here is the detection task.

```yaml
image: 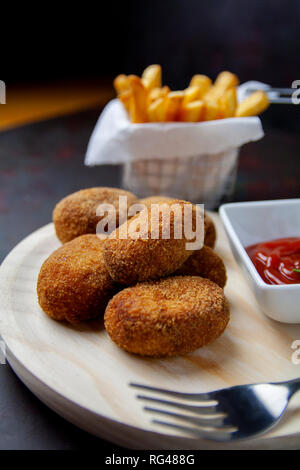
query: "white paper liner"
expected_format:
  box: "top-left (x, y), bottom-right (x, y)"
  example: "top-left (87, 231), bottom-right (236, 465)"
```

top-left (85, 99), bottom-right (263, 165)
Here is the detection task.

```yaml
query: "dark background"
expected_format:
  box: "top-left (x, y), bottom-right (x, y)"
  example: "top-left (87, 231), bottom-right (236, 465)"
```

top-left (0, 0), bottom-right (299, 451)
top-left (3, 0), bottom-right (300, 85)
top-left (2, 0), bottom-right (300, 131)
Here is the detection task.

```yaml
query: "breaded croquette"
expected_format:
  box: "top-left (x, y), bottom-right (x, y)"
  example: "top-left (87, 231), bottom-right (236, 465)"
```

top-left (139, 196), bottom-right (174, 207)
top-left (174, 245), bottom-right (227, 288)
top-left (102, 199), bottom-right (203, 285)
top-left (104, 276), bottom-right (230, 357)
top-left (204, 213), bottom-right (216, 248)
top-left (53, 187), bottom-right (138, 243)
top-left (37, 235), bottom-right (116, 323)
top-left (140, 196), bottom-right (216, 249)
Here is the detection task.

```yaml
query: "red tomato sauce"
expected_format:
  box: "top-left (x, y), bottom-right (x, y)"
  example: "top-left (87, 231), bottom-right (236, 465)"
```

top-left (245, 237), bottom-right (300, 285)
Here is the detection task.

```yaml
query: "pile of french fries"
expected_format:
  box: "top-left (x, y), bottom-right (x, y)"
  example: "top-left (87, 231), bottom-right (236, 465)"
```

top-left (113, 65), bottom-right (270, 123)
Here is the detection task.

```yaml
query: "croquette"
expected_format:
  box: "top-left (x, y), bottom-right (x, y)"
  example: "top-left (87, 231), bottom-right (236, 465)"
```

top-left (204, 213), bottom-right (216, 248)
top-left (53, 187), bottom-right (138, 243)
top-left (104, 276), bottom-right (230, 357)
top-left (174, 245), bottom-right (227, 288)
top-left (140, 196), bottom-right (216, 249)
top-left (37, 234), bottom-right (116, 323)
top-left (139, 196), bottom-right (174, 207)
top-left (102, 199), bottom-right (203, 285)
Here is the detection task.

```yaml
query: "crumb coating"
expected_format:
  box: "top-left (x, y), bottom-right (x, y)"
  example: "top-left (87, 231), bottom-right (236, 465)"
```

top-left (139, 196), bottom-right (174, 207)
top-left (204, 214), bottom-right (216, 248)
top-left (174, 245), bottom-right (227, 288)
top-left (140, 196), bottom-right (216, 249)
top-left (104, 276), bottom-right (230, 357)
top-left (37, 234), bottom-right (117, 323)
top-left (102, 199), bottom-right (201, 285)
top-left (53, 187), bottom-right (138, 243)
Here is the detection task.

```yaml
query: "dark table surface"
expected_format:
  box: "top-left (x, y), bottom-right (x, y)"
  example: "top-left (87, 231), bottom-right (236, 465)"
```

top-left (0, 108), bottom-right (299, 450)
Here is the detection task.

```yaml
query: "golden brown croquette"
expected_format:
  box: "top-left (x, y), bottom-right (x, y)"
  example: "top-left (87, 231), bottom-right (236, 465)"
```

top-left (139, 196), bottom-right (174, 207)
top-left (140, 197), bottom-right (216, 249)
top-left (53, 187), bottom-right (138, 243)
top-left (174, 245), bottom-right (227, 288)
top-left (37, 235), bottom-right (117, 323)
top-left (104, 276), bottom-right (230, 357)
top-left (102, 199), bottom-right (204, 285)
top-left (204, 213), bottom-right (216, 248)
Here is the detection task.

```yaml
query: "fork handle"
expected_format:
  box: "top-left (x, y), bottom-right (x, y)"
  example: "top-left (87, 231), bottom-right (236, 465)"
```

top-left (284, 378), bottom-right (300, 397)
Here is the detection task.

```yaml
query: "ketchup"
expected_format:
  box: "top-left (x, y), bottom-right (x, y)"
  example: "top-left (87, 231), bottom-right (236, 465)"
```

top-left (245, 237), bottom-right (300, 285)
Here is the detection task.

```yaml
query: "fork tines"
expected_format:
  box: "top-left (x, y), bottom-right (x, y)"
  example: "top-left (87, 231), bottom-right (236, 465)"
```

top-left (130, 382), bottom-right (237, 441)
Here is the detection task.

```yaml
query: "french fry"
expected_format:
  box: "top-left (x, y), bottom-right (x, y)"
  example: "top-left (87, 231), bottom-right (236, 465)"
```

top-left (204, 71), bottom-right (239, 101)
top-left (235, 90), bottom-right (270, 117)
top-left (165, 91), bottom-right (184, 121)
top-left (148, 85), bottom-right (170, 103)
top-left (114, 66), bottom-right (269, 122)
top-left (203, 100), bottom-right (220, 121)
top-left (189, 75), bottom-right (212, 97)
top-left (128, 75), bottom-right (148, 123)
top-left (202, 85), bottom-right (221, 102)
top-left (214, 71), bottom-right (239, 90)
top-left (147, 97), bottom-right (167, 122)
top-left (118, 90), bottom-right (132, 113)
top-left (142, 64), bottom-right (162, 90)
top-left (180, 100), bottom-right (204, 122)
top-left (113, 74), bottom-right (130, 94)
top-left (182, 86), bottom-right (202, 106)
top-left (219, 87), bottom-right (237, 118)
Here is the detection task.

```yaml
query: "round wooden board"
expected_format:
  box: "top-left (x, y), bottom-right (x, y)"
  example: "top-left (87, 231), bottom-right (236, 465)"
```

top-left (0, 213), bottom-right (300, 450)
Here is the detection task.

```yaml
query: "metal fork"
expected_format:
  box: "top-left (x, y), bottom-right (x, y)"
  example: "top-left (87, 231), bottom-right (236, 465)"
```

top-left (130, 378), bottom-right (300, 441)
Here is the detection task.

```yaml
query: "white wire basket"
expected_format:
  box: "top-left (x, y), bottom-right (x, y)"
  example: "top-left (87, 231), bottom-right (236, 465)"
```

top-left (122, 148), bottom-right (239, 209)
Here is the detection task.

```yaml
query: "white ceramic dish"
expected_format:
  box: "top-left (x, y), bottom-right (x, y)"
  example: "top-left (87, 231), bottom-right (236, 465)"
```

top-left (219, 199), bottom-right (300, 324)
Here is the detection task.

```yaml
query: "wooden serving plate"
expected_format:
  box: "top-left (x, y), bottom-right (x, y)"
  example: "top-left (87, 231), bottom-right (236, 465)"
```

top-left (0, 213), bottom-right (300, 450)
